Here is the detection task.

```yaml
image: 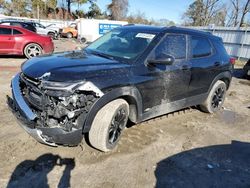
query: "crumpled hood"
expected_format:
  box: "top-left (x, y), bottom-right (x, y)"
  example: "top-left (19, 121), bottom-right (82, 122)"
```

top-left (21, 51), bottom-right (130, 82)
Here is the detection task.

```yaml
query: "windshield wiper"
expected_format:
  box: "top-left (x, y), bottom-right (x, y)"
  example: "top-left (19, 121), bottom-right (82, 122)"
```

top-left (89, 50), bottom-right (114, 60)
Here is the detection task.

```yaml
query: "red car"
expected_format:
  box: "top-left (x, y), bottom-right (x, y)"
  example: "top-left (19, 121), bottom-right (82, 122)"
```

top-left (0, 25), bottom-right (54, 58)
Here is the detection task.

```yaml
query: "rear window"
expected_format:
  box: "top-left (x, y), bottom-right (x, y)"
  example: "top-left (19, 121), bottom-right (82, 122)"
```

top-left (23, 24), bottom-right (35, 32)
top-left (0, 22), bottom-right (10, 26)
top-left (191, 36), bottom-right (212, 58)
top-left (0, 28), bottom-right (11, 35)
top-left (10, 22), bottom-right (22, 27)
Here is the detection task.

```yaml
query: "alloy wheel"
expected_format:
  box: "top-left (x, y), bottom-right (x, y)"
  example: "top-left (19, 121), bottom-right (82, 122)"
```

top-left (108, 108), bottom-right (127, 145)
top-left (211, 87), bottom-right (225, 109)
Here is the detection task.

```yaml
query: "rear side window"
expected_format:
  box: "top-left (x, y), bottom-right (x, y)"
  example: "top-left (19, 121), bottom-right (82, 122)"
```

top-left (0, 28), bottom-right (11, 35)
top-left (191, 36), bottom-right (212, 58)
top-left (13, 29), bottom-right (22, 35)
top-left (152, 34), bottom-right (187, 60)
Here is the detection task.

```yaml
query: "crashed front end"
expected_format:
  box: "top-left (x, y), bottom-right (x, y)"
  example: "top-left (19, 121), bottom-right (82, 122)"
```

top-left (7, 73), bottom-right (103, 146)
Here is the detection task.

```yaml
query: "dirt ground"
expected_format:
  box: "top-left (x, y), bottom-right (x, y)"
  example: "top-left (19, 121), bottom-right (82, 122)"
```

top-left (0, 39), bottom-right (250, 188)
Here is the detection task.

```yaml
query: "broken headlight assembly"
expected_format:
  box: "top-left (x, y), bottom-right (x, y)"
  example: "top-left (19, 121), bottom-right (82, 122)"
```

top-left (41, 80), bottom-right (103, 97)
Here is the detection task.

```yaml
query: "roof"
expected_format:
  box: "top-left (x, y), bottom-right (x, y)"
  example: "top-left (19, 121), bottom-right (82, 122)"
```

top-left (123, 24), bottom-right (220, 39)
top-left (166, 26), bottom-right (219, 39)
top-left (0, 24), bottom-right (32, 33)
top-left (122, 24), bottom-right (165, 33)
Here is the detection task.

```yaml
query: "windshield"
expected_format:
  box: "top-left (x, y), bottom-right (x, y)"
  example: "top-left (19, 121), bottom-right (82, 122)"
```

top-left (86, 29), bottom-right (157, 60)
top-left (36, 23), bottom-right (45, 28)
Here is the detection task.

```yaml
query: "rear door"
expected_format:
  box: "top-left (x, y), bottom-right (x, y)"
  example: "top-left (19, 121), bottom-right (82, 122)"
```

top-left (0, 27), bottom-right (15, 54)
top-left (188, 35), bottom-right (217, 96)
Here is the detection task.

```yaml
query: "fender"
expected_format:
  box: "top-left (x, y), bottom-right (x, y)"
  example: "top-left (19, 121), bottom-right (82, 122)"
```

top-left (82, 86), bottom-right (143, 133)
top-left (208, 71), bottom-right (232, 93)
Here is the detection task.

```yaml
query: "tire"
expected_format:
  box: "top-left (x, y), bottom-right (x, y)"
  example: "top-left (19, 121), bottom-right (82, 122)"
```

top-left (200, 80), bottom-right (227, 113)
top-left (24, 43), bottom-right (43, 59)
top-left (89, 99), bottom-right (129, 152)
top-left (80, 37), bottom-right (87, 44)
top-left (66, 32), bottom-right (73, 38)
top-left (48, 32), bottom-right (55, 40)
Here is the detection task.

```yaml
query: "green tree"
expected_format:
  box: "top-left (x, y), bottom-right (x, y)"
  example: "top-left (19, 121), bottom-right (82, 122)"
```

top-left (183, 0), bottom-right (205, 26)
top-left (107, 0), bottom-right (128, 20)
top-left (183, 0), bottom-right (224, 26)
top-left (86, 1), bottom-right (103, 18)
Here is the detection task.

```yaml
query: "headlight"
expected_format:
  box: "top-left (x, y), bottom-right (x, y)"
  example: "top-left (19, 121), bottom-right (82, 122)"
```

top-left (41, 80), bottom-right (103, 97)
top-left (41, 80), bottom-right (84, 91)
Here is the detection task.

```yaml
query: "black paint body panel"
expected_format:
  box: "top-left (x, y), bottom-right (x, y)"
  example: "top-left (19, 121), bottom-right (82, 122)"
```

top-left (13, 25), bottom-right (232, 145)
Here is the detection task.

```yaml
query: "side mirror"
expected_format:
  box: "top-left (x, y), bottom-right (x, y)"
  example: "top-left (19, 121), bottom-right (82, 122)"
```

top-left (148, 54), bottom-right (175, 65)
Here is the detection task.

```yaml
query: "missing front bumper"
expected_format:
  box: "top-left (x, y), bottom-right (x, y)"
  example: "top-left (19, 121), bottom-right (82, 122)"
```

top-left (7, 74), bottom-right (84, 146)
top-left (7, 96), bottom-right (83, 146)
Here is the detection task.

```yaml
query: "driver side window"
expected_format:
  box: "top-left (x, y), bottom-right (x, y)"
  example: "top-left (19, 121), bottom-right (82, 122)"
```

top-left (150, 34), bottom-right (187, 60)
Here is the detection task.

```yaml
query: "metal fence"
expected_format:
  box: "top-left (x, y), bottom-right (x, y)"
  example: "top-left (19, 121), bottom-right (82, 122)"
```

top-left (1, 14), bottom-right (249, 60)
top-left (189, 26), bottom-right (250, 60)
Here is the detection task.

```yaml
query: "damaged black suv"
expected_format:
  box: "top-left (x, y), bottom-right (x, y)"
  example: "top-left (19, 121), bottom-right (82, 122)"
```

top-left (8, 25), bottom-right (233, 152)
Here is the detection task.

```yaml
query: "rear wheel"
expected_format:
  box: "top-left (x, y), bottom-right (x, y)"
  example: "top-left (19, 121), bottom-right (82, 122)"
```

top-left (89, 99), bottom-right (129, 152)
top-left (24, 43), bottom-right (42, 59)
top-left (200, 80), bottom-right (227, 113)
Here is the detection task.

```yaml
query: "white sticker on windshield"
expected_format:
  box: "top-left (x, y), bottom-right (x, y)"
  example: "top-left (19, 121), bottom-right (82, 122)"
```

top-left (136, 33), bottom-right (155, 39)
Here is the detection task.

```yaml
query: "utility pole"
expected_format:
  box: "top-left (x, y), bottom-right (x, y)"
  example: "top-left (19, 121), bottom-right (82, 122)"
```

top-left (37, 4), bottom-right (40, 20)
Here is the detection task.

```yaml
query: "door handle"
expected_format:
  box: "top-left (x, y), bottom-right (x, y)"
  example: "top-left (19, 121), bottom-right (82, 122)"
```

top-left (214, 62), bottom-right (221, 67)
top-left (182, 65), bottom-right (189, 71)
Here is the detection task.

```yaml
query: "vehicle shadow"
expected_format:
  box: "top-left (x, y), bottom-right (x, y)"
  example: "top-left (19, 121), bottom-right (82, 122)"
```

top-left (0, 55), bottom-right (26, 59)
top-left (6, 153), bottom-right (75, 188)
top-left (155, 140), bottom-right (250, 188)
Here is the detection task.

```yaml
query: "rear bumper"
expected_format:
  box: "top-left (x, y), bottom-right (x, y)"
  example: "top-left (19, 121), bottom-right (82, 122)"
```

top-left (7, 73), bottom-right (83, 146)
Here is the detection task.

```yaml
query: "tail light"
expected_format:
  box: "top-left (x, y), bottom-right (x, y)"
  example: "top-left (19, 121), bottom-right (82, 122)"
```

top-left (230, 57), bottom-right (236, 65)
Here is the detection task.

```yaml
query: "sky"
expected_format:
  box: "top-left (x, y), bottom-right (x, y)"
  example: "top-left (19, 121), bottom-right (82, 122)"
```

top-left (68, 0), bottom-right (194, 24)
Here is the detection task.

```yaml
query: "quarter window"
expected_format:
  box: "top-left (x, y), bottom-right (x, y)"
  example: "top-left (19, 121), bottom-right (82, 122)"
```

top-left (191, 36), bottom-right (212, 58)
top-left (0, 28), bottom-right (11, 35)
top-left (13, 29), bottom-right (22, 35)
top-left (151, 34), bottom-right (187, 60)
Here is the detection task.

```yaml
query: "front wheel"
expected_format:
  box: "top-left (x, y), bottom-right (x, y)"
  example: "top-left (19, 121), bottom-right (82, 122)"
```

top-left (89, 99), bottom-right (129, 152)
top-left (200, 80), bottom-right (227, 113)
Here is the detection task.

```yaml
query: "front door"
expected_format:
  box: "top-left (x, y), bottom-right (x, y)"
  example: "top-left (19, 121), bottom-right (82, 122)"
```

top-left (134, 33), bottom-right (191, 113)
top-left (0, 27), bottom-right (15, 54)
top-left (35, 23), bottom-right (47, 35)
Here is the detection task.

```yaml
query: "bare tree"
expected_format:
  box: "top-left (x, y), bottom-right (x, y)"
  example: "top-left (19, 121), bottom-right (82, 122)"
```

top-left (239, 0), bottom-right (250, 26)
top-left (226, 0), bottom-right (250, 27)
top-left (107, 0), bottom-right (128, 20)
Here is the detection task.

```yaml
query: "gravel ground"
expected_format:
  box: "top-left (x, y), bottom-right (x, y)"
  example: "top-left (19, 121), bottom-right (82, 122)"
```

top-left (0, 39), bottom-right (250, 188)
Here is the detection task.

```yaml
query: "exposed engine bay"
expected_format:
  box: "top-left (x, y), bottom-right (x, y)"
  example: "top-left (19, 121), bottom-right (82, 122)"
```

top-left (19, 73), bottom-right (101, 133)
